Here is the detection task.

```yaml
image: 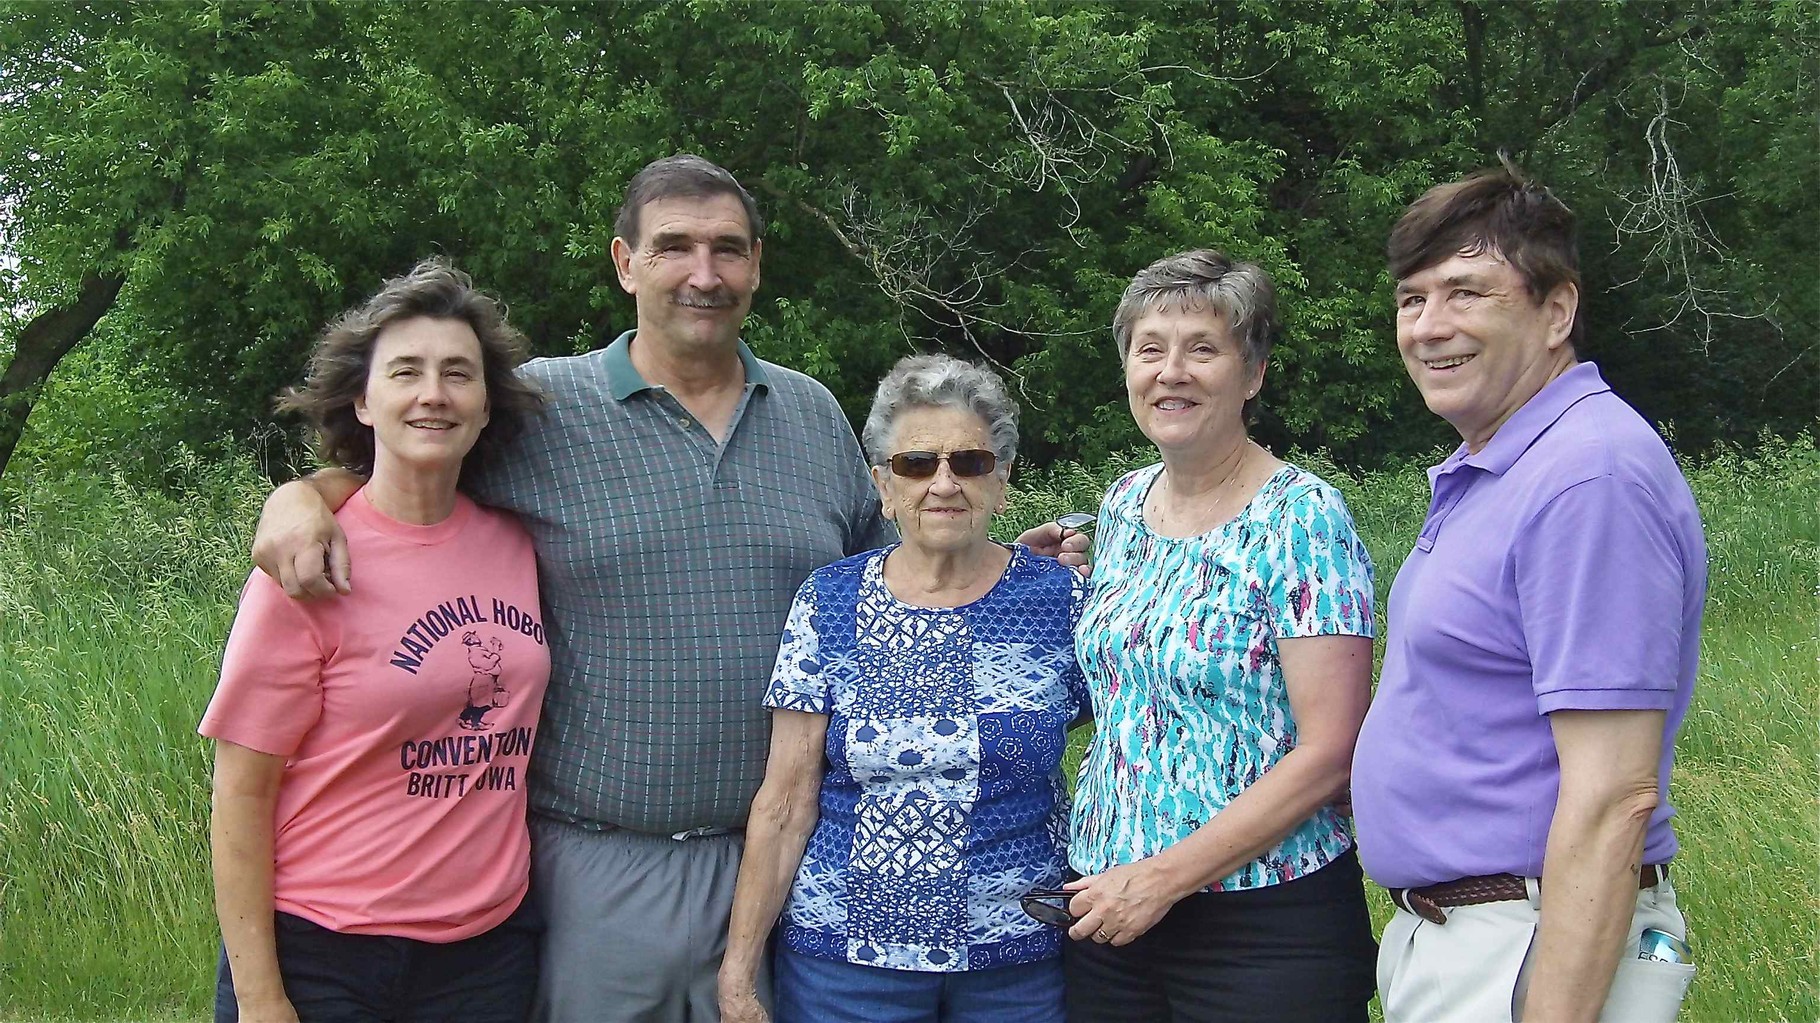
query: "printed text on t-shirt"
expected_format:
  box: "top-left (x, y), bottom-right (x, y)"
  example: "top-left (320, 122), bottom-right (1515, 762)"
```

top-left (389, 596), bottom-right (545, 674)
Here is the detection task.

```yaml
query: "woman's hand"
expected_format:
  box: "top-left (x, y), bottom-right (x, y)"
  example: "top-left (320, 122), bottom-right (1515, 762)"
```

top-left (718, 978), bottom-right (770, 1023)
top-left (1063, 857), bottom-right (1191, 946)
top-left (234, 994), bottom-right (301, 1023)
top-left (212, 741), bottom-right (295, 1023)
top-left (719, 709), bottom-right (825, 1023)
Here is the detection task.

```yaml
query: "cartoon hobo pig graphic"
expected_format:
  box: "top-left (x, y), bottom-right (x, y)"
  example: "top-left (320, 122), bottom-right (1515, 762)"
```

top-left (458, 631), bottom-right (509, 731)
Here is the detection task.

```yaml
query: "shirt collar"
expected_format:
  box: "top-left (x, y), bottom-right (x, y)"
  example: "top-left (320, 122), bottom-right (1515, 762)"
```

top-left (603, 329), bottom-right (772, 401)
top-left (1440, 361), bottom-right (1612, 478)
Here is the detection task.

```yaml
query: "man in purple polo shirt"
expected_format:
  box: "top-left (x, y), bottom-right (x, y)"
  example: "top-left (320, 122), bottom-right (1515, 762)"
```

top-left (1351, 162), bottom-right (1706, 1022)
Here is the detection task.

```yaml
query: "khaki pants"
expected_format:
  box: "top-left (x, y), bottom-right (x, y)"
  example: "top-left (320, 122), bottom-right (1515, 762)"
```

top-left (1378, 876), bottom-right (1693, 1023)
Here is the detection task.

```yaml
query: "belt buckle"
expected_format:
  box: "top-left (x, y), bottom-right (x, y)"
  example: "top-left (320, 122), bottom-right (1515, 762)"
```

top-left (1395, 888), bottom-right (1449, 925)
top-left (671, 825), bottom-right (727, 841)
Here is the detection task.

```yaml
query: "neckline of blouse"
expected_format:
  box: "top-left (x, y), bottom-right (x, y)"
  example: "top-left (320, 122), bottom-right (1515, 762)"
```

top-left (869, 542), bottom-right (1022, 612)
top-left (1131, 462), bottom-right (1294, 542)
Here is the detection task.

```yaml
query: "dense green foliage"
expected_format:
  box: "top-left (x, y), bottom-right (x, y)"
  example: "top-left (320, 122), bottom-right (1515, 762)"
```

top-left (3, 442), bottom-right (1816, 1019)
top-left (2, 1), bottom-right (1815, 483)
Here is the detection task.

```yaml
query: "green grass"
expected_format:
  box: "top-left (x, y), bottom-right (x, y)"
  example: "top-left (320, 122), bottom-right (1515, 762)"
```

top-left (3, 440), bottom-right (1815, 1020)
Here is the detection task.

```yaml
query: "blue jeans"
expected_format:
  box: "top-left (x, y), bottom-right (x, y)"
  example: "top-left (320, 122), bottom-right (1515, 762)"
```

top-left (775, 945), bottom-right (1064, 1023)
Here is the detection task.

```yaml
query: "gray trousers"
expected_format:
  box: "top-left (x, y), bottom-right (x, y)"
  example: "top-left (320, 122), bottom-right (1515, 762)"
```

top-left (532, 816), bottom-right (771, 1023)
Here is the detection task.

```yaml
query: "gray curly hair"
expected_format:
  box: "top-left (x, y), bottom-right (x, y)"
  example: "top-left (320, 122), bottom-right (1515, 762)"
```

top-left (860, 354), bottom-right (1019, 471)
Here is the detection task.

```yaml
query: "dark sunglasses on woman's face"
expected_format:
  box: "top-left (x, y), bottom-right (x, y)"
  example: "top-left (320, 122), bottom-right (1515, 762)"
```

top-left (886, 449), bottom-right (997, 479)
top-left (1019, 888), bottom-right (1078, 928)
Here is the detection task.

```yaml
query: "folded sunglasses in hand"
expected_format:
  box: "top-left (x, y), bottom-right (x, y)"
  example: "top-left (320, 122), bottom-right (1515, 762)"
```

top-left (1019, 888), bottom-right (1079, 928)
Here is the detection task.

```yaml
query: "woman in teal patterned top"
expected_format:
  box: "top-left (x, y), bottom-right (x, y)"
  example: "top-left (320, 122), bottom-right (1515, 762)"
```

top-left (1059, 251), bottom-right (1378, 1021)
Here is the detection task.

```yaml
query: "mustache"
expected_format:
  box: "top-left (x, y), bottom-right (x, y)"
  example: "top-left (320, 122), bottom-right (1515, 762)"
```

top-left (672, 288), bottom-right (736, 309)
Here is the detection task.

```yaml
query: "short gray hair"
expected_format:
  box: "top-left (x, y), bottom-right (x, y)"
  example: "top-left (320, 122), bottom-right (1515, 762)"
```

top-left (861, 354), bottom-right (1019, 470)
top-left (1112, 249), bottom-right (1280, 368)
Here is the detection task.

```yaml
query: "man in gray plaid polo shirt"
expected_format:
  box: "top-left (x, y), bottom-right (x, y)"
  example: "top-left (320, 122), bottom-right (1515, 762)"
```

top-left (253, 155), bottom-right (1082, 1021)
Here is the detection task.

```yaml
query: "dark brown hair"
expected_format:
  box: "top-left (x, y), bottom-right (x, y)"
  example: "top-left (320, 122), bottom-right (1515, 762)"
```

top-left (279, 257), bottom-right (544, 485)
top-left (1387, 157), bottom-right (1584, 347)
top-left (612, 153), bottom-right (765, 248)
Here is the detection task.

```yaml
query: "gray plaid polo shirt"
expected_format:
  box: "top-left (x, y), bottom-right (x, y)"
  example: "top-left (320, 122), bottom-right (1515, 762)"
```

top-left (469, 331), bottom-right (892, 833)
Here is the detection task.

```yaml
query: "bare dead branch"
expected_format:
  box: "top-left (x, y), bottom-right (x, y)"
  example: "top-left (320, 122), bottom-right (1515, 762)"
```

top-left (1610, 80), bottom-right (1780, 352)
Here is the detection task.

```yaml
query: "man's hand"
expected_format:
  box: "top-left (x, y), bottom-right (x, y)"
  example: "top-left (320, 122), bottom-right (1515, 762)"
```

top-left (1015, 522), bottom-right (1091, 574)
top-left (252, 479), bottom-right (351, 599)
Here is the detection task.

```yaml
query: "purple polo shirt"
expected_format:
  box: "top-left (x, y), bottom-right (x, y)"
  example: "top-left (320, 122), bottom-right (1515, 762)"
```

top-left (1352, 363), bottom-right (1706, 890)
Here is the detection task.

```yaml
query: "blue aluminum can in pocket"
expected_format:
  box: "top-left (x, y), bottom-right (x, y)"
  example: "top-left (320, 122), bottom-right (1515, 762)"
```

top-left (1637, 927), bottom-right (1693, 964)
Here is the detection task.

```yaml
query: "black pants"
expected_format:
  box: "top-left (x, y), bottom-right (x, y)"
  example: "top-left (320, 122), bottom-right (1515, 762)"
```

top-left (214, 898), bottom-right (540, 1023)
top-left (1063, 849), bottom-right (1376, 1023)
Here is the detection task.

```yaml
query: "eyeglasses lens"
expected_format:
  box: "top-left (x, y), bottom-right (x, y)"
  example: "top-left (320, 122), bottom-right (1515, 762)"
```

top-left (947, 450), bottom-right (995, 476)
top-left (888, 450), bottom-right (996, 478)
top-left (1019, 895), bottom-right (1074, 928)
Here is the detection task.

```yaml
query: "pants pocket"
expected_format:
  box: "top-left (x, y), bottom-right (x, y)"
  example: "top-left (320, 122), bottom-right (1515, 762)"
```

top-left (1598, 957), bottom-right (1695, 1023)
top-left (1382, 904), bottom-right (1535, 1023)
top-left (1376, 909), bottom-right (1419, 1004)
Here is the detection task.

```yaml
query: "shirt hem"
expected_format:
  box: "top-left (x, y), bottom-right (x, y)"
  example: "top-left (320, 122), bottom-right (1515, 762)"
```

top-left (274, 883), bottom-right (525, 944)
top-left (1071, 835), bottom-right (1354, 893)
top-left (1534, 687), bottom-right (1678, 714)
top-left (781, 932), bottom-right (1061, 972)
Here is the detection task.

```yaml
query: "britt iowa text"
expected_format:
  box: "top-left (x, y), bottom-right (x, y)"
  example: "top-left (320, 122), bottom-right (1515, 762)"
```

top-left (398, 725), bottom-right (534, 798)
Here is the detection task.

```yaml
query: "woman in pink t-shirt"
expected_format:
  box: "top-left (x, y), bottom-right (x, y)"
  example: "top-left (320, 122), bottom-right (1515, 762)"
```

top-left (201, 258), bottom-right (550, 1023)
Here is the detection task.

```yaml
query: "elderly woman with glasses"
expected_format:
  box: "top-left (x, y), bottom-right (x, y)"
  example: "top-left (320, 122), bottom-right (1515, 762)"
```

top-left (719, 354), bottom-right (1087, 1023)
top-left (1059, 250), bottom-right (1378, 1022)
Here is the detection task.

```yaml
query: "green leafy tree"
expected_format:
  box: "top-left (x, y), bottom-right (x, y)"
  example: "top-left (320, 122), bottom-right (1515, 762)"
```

top-left (3, 0), bottom-right (1811, 485)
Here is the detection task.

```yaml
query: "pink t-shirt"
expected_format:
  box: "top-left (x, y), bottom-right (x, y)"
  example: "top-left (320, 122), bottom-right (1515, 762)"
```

top-left (201, 488), bottom-right (550, 942)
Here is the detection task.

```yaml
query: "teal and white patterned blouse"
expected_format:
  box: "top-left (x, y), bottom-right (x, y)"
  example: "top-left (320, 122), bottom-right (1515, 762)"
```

top-left (1069, 462), bottom-right (1374, 890)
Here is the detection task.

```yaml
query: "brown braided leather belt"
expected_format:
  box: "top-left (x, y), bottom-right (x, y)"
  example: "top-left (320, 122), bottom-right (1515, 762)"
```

top-left (1389, 863), bottom-right (1668, 925)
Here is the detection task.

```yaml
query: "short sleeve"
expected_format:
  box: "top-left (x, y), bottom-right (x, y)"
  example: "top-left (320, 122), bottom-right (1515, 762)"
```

top-left (1264, 481), bottom-right (1375, 639)
top-left (198, 572), bottom-right (329, 755)
top-left (765, 576), bottom-right (831, 714)
top-left (1516, 475), bottom-right (1685, 713)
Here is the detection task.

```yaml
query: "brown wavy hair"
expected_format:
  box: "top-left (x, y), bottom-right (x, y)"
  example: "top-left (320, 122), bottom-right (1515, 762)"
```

top-left (1387, 157), bottom-right (1584, 348)
top-left (278, 257), bottom-right (544, 486)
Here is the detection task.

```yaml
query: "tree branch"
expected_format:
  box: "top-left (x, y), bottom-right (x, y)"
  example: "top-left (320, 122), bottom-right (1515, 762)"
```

top-left (0, 268), bottom-right (128, 477)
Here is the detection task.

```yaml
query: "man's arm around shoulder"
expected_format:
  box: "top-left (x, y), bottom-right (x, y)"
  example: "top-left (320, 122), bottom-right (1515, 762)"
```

top-left (251, 468), bottom-right (364, 599)
top-left (1523, 708), bottom-right (1666, 1023)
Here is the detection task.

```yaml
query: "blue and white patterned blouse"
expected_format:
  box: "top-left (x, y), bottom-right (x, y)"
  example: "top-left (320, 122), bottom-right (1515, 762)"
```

top-left (1069, 463), bottom-right (1373, 890)
top-left (765, 544), bottom-right (1088, 972)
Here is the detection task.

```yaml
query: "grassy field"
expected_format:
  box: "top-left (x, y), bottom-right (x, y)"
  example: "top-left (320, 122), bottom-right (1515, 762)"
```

top-left (3, 440), bottom-right (1816, 1020)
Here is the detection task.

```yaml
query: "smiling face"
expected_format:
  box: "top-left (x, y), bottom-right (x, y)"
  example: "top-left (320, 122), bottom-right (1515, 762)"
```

top-left (1124, 302), bottom-right (1265, 459)
top-left (1394, 249), bottom-right (1578, 451)
top-left (354, 316), bottom-right (489, 480)
top-left (871, 405), bottom-right (1007, 557)
top-left (610, 192), bottom-right (761, 357)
